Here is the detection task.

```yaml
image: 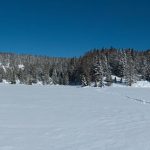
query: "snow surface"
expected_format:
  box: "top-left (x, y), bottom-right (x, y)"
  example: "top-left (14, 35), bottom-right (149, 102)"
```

top-left (132, 81), bottom-right (150, 88)
top-left (0, 84), bottom-right (150, 150)
top-left (18, 64), bottom-right (24, 70)
top-left (111, 79), bottom-right (150, 88)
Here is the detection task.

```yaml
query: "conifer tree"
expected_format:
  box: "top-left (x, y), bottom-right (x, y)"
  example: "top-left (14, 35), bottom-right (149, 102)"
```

top-left (93, 57), bottom-right (104, 87)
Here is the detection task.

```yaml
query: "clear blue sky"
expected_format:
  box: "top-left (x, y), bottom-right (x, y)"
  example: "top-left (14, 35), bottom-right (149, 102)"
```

top-left (0, 0), bottom-right (150, 57)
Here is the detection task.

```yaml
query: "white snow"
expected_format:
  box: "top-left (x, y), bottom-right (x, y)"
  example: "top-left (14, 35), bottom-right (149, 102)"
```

top-left (2, 66), bottom-right (6, 73)
top-left (2, 79), bottom-right (9, 84)
top-left (18, 64), bottom-right (24, 69)
top-left (111, 79), bottom-right (150, 88)
top-left (132, 80), bottom-right (150, 88)
top-left (0, 84), bottom-right (150, 150)
top-left (111, 75), bottom-right (122, 81)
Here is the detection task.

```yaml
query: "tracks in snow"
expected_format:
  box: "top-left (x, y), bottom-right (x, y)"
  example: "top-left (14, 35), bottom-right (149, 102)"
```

top-left (96, 88), bottom-right (150, 105)
top-left (125, 96), bottom-right (150, 105)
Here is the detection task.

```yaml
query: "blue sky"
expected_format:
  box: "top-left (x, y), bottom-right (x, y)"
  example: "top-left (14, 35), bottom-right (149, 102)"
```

top-left (0, 0), bottom-right (150, 57)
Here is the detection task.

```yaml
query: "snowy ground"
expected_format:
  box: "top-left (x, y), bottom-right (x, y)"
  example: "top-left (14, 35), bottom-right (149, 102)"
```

top-left (0, 84), bottom-right (150, 150)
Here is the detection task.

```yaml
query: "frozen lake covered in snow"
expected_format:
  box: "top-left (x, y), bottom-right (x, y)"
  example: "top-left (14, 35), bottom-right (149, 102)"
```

top-left (0, 84), bottom-right (150, 150)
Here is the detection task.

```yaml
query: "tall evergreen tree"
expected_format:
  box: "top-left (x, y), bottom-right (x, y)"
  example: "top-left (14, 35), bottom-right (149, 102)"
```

top-left (93, 57), bottom-right (104, 87)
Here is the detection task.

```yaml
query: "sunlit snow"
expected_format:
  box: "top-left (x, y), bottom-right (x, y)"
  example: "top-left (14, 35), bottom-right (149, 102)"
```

top-left (0, 84), bottom-right (150, 150)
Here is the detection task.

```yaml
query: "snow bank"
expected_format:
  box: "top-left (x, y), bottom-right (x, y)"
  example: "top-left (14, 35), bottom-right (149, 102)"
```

top-left (132, 81), bottom-right (150, 88)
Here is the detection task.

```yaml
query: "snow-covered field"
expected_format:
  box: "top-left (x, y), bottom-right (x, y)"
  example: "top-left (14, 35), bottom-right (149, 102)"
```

top-left (0, 84), bottom-right (150, 150)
